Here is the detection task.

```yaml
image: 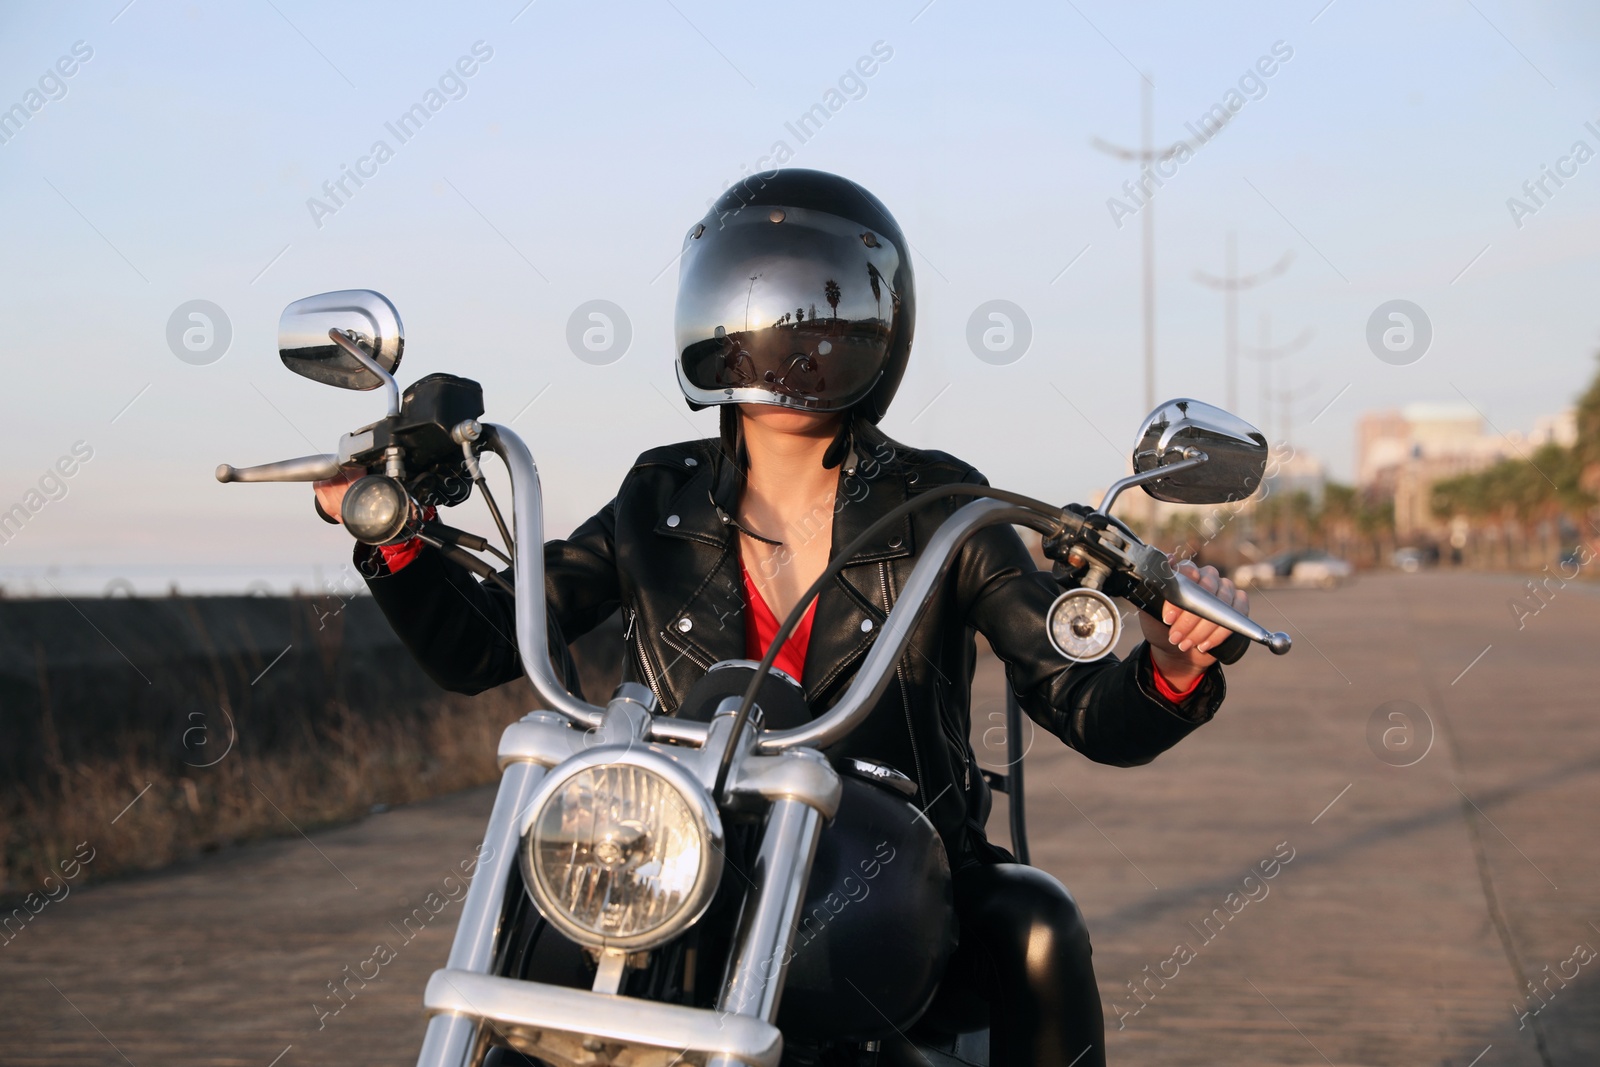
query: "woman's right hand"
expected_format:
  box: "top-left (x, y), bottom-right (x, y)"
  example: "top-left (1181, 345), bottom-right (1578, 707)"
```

top-left (313, 467), bottom-right (364, 524)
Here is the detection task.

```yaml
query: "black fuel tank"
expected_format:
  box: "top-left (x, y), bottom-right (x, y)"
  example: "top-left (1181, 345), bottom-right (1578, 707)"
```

top-left (775, 769), bottom-right (957, 1041)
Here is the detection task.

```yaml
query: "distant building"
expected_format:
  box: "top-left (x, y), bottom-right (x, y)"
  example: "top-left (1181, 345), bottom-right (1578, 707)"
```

top-left (1356, 402), bottom-right (1576, 540)
top-left (1264, 443), bottom-right (1326, 506)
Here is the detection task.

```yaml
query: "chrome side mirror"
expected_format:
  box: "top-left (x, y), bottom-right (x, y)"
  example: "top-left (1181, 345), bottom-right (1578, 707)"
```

top-left (1130, 398), bottom-right (1268, 505)
top-left (279, 290), bottom-right (404, 392)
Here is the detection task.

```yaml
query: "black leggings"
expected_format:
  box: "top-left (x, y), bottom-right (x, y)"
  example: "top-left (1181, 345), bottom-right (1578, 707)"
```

top-left (931, 863), bottom-right (1106, 1067)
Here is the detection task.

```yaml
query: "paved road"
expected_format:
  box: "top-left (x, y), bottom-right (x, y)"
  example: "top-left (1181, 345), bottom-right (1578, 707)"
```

top-left (3, 572), bottom-right (1596, 1066)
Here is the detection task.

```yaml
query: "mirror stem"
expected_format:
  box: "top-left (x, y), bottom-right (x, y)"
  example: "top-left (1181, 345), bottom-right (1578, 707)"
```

top-left (1099, 452), bottom-right (1208, 516)
top-left (327, 329), bottom-right (401, 416)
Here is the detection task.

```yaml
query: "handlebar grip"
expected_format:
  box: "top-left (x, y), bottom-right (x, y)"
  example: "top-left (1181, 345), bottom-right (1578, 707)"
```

top-left (1122, 585), bottom-right (1251, 665)
top-left (216, 454), bottom-right (342, 483)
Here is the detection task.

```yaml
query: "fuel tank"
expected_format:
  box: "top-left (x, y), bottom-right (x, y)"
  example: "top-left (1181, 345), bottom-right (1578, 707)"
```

top-left (775, 765), bottom-right (957, 1041)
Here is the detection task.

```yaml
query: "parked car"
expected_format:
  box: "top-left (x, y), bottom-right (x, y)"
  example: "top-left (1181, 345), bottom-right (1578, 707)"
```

top-left (1392, 545), bottom-right (1439, 573)
top-left (1234, 549), bottom-right (1355, 589)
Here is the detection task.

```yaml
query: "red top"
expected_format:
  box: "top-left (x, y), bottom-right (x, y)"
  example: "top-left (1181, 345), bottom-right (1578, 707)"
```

top-left (378, 537), bottom-right (426, 572)
top-left (741, 564), bottom-right (816, 681)
top-left (1150, 656), bottom-right (1203, 702)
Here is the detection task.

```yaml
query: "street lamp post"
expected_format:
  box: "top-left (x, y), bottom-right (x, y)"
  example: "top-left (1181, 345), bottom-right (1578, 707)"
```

top-left (1194, 235), bottom-right (1294, 412)
top-left (1092, 77), bottom-right (1217, 415)
top-left (1241, 312), bottom-right (1313, 442)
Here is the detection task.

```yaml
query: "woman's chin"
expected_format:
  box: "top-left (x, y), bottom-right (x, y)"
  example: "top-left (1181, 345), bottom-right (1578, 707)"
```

top-left (738, 404), bottom-right (841, 437)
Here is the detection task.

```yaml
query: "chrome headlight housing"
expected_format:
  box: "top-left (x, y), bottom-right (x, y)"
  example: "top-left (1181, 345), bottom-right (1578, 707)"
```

top-left (518, 749), bottom-right (723, 952)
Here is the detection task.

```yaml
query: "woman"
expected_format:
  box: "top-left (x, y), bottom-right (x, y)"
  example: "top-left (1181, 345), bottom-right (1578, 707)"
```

top-left (317, 169), bottom-right (1248, 1066)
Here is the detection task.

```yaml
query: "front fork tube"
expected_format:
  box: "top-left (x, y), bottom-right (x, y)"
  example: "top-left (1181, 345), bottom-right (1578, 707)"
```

top-left (416, 759), bottom-right (547, 1067)
top-left (706, 797), bottom-right (826, 1067)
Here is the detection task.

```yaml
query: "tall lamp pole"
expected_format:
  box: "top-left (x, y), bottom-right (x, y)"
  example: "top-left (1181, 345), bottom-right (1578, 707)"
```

top-left (1276, 377), bottom-right (1321, 449)
top-left (1193, 235), bottom-right (1293, 412)
top-left (1240, 313), bottom-right (1312, 442)
top-left (1092, 78), bottom-right (1218, 415)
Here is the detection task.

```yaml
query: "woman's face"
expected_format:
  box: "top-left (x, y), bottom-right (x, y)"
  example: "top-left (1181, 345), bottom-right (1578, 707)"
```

top-left (738, 404), bottom-right (841, 439)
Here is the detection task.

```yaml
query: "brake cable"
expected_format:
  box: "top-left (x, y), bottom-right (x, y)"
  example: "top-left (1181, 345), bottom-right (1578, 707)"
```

top-left (712, 482), bottom-right (1068, 799)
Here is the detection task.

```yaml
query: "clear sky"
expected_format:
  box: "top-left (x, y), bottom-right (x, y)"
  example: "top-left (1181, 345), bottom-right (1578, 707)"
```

top-left (2, 0), bottom-right (1598, 591)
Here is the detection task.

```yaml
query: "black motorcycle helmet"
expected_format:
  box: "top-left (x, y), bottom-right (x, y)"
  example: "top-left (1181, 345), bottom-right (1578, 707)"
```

top-left (674, 169), bottom-right (915, 426)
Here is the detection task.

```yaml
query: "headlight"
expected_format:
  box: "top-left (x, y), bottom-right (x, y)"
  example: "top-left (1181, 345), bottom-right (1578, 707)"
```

top-left (1046, 587), bottom-right (1121, 662)
top-left (520, 752), bottom-right (723, 951)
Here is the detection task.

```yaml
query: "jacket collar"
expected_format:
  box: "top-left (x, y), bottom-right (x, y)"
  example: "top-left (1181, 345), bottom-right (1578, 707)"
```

top-left (652, 429), bottom-right (919, 702)
top-left (654, 430), bottom-right (918, 570)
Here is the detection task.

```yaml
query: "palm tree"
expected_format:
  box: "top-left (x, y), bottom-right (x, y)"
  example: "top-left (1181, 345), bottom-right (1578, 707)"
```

top-left (1576, 352), bottom-right (1600, 499)
top-left (824, 279), bottom-right (841, 322)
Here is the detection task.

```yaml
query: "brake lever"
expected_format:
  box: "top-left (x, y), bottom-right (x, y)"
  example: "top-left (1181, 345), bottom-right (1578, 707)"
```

top-left (1118, 581), bottom-right (1254, 665)
top-left (1124, 544), bottom-right (1291, 656)
top-left (1067, 525), bottom-right (1289, 658)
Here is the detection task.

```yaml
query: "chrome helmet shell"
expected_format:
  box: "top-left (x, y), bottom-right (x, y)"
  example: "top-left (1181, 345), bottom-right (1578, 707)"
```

top-left (674, 169), bottom-right (915, 423)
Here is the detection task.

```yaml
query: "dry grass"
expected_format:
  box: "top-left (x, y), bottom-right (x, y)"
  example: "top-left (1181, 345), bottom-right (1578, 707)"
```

top-left (0, 689), bottom-right (529, 899)
top-left (0, 591), bottom-right (624, 902)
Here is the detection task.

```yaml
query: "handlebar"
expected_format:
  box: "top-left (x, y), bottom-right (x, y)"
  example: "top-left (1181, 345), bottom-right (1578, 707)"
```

top-left (222, 424), bottom-right (1290, 753)
top-left (481, 424), bottom-right (611, 731)
top-left (759, 497), bottom-right (1057, 752)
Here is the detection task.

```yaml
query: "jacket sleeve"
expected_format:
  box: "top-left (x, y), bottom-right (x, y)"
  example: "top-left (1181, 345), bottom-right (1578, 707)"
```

top-left (361, 497), bottom-right (622, 696)
top-left (955, 483), bottom-right (1226, 767)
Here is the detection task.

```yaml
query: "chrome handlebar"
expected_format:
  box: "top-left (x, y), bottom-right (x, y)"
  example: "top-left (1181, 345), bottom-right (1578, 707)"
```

top-left (759, 498), bottom-right (1056, 751)
top-left (221, 424), bottom-right (1289, 752)
top-left (483, 424), bottom-right (611, 730)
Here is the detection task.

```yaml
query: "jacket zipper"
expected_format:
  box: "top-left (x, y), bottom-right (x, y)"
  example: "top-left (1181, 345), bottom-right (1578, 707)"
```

top-left (625, 607), bottom-right (666, 708)
top-left (934, 680), bottom-right (971, 791)
top-left (880, 561), bottom-right (927, 806)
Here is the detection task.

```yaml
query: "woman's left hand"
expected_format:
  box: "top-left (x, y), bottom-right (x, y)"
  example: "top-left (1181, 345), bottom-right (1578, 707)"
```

top-left (1136, 558), bottom-right (1249, 689)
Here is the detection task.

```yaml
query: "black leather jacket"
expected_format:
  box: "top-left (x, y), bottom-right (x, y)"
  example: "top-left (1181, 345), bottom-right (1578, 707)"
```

top-left (361, 424), bottom-right (1225, 864)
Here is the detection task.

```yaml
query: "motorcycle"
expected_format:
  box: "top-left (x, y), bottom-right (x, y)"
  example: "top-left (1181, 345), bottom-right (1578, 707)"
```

top-left (218, 289), bottom-right (1292, 1067)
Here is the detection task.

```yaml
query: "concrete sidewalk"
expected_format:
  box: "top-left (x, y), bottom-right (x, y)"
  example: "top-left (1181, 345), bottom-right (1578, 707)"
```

top-left (1, 572), bottom-right (1595, 1066)
top-left (996, 571), bottom-right (1598, 1066)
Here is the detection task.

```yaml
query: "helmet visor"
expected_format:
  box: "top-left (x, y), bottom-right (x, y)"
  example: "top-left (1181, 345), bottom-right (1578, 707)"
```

top-left (675, 205), bottom-right (904, 411)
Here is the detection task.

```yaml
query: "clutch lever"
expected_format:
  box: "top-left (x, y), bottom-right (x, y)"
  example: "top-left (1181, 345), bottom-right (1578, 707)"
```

top-left (216, 454), bottom-right (342, 483)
